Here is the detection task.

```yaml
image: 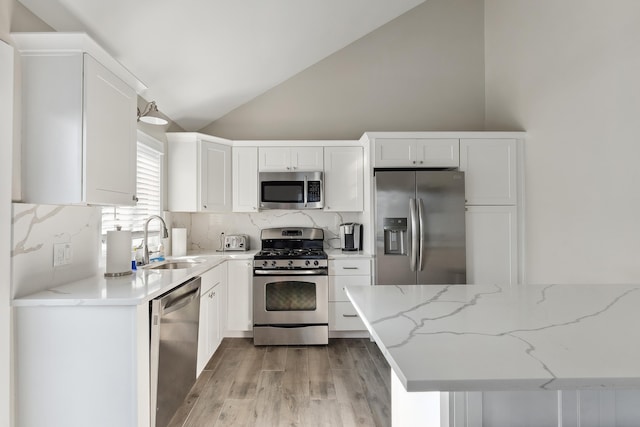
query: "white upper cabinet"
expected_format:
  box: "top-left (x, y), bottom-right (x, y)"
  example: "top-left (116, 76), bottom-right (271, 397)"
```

top-left (374, 138), bottom-right (459, 168)
top-left (258, 146), bottom-right (323, 171)
top-left (323, 146), bottom-right (364, 212)
top-left (167, 133), bottom-right (232, 212)
top-left (13, 33), bottom-right (143, 206)
top-left (460, 139), bottom-right (517, 205)
top-left (232, 146), bottom-right (258, 212)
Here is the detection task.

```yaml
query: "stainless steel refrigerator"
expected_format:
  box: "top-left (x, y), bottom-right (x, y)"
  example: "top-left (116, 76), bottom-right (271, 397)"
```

top-left (374, 170), bottom-right (466, 285)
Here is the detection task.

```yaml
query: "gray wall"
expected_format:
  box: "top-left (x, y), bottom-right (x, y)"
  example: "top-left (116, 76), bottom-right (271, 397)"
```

top-left (485, 0), bottom-right (640, 284)
top-left (10, 0), bottom-right (52, 32)
top-left (200, 0), bottom-right (485, 140)
top-left (0, 0), bottom-right (10, 42)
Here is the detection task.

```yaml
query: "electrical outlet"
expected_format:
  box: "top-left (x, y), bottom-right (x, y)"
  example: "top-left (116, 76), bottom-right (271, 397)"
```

top-left (53, 243), bottom-right (72, 267)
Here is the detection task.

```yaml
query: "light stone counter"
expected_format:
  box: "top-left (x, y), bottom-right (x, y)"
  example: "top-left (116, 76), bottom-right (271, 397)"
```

top-left (347, 284), bottom-right (640, 426)
top-left (13, 250), bottom-right (257, 307)
top-left (346, 283), bottom-right (640, 392)
top-left (326, 248), bottom-right (372, 259)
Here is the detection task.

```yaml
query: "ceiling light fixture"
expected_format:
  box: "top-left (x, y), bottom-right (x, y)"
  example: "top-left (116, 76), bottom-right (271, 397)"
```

top-left (137, 101), bottom-right (168, 125)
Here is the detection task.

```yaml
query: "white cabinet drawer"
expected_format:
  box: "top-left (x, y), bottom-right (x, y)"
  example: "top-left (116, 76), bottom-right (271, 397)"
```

top-left (329, 302), bottom-right (366, 331)
top-left (329, 259), bottom-right (371, 276)
top-left (329, 275), bottom-right (371, 302)
top-left (200, 264), bottom-right (225, 294)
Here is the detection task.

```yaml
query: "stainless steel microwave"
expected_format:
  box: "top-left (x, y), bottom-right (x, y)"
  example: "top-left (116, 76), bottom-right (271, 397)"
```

top-left (259, 171), bottom-right (324, 209)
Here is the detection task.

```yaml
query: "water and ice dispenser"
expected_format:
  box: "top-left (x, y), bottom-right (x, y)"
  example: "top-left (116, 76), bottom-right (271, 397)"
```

top-left (383, 218), bottom-right (407, 255)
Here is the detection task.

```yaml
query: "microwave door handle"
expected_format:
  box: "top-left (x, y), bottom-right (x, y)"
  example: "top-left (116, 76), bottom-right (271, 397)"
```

top-left (304, 175), bottom-right (308, 207)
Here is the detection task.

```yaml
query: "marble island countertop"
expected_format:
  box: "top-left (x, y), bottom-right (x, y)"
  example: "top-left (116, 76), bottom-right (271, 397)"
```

top-left (346, 283), bottom-right (640, 393)
top-left (12, 250), bottom-right (257, 307)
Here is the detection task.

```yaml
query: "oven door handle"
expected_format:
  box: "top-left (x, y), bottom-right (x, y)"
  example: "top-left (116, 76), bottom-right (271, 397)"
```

top-left (254, 269), bottom-right (328, 276)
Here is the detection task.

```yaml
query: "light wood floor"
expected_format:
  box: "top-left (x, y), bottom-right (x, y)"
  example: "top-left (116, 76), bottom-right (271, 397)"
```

top-left (168, 338), bottom-right (391, 427)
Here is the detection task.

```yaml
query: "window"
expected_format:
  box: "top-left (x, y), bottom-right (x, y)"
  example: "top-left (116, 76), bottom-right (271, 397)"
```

top-left (102, 132), bottom-right (164, 236)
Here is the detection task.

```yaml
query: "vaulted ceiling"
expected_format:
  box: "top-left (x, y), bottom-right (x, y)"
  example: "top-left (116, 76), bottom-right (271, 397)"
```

top-left (18, 0), bottom-right (425, 130)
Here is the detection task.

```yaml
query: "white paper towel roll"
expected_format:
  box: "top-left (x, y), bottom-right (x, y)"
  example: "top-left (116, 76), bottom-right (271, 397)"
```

top-left (172, 228), bottom-right (187, 257)
top-left (106, 229), bottom-right (132, 276)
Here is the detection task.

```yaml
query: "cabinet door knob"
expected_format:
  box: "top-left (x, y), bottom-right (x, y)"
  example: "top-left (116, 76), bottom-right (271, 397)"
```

top-left (412, 161), bottom-right (416, 164)
top-left (419, 161), bottom-right (424, 164)
top-left (203, 204), bottom-right (207, 209)
top-left (343, 314), bottom-right (358, 318)
top-left (286, 166), bottom-right (291, 170)
top-left (132, 195), bottom-right (139, 202)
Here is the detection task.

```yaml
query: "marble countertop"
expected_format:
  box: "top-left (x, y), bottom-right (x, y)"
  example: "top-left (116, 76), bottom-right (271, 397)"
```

top-left (326, 249), bottom-right (372, 259)
top-left (12, 248), bottom-right (366, 307)
top-left (345, 283), bottom-right (640, 392)
top-left (13, 250), bottom-right (256, 307)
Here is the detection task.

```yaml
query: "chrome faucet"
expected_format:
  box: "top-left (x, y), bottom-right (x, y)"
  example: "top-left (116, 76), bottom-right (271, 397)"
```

top-left (142, 215), bottom-right (169, 265)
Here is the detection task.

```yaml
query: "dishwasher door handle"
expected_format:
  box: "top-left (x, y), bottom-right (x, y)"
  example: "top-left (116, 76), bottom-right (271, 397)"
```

top-left (162, 287), bottom-right (200, 315)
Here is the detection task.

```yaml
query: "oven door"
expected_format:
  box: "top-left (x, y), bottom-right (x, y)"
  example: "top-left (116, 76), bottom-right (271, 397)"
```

top-left (253, 273), bottom-right (328, 325)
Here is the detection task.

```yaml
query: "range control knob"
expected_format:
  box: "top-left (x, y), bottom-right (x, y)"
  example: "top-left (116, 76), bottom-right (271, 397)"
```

top-left (313, 260), bottom-right (319, 266)
top-left (262, 260), bottom-right (268, 267)
top-left (305, 260), bottom-right (311, 266)
top-left (288, 260), bottom-right (294, 267)
top-left (271, 260), bottom-right (277, 267)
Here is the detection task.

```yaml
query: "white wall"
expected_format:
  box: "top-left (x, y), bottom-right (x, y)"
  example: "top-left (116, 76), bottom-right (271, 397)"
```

top-left (0, 38), bottom-right (13, 427)
top-left (485, 0), bottom-right (640, 284)
top-left (201, 0), bottom-right (485, 140)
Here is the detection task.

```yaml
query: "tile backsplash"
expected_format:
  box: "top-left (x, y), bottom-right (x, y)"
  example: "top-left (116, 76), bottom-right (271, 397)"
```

top-left (11, 203), bottom-right (101, 298)
top-left (179, 210), bottom-right (363, 253)
top-left (10, 204), bottom-right (363, 299)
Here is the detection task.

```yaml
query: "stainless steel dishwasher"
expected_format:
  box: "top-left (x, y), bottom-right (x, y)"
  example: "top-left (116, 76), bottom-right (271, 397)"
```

top-left (149, 276), bottom-right (201, 427)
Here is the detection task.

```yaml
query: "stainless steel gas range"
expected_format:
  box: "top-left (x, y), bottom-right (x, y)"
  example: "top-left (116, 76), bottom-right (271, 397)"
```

top-left (253, 227), bottom-right (328, 346)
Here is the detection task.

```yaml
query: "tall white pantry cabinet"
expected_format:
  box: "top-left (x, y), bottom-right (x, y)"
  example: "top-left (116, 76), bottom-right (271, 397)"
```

top-left (460, 138), bottom-right (520, 285)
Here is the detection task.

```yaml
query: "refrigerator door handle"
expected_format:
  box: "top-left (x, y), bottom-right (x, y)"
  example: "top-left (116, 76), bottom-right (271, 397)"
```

top-left (418, 198), bottom-right (425, 271)
top-left (409, 198), bottom-right (418, 272)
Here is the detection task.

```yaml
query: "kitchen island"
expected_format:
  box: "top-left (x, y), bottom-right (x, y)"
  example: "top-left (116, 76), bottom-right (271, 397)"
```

top-left (346, 283), bottom-right (640, 427)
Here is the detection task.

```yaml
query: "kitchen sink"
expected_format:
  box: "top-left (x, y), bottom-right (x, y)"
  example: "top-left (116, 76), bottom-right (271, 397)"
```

top-left (145, 259), bottom-right (204, 270)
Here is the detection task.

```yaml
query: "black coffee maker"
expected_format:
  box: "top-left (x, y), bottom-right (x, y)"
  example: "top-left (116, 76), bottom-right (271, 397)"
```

top-left (339, 223), bottom-right (363, 251)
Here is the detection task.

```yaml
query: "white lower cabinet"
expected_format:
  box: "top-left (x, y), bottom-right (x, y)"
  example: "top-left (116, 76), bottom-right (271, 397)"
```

top-left (197, 263), bottom-right (226, 376)
top-left (226, 259), bottom-right (253, 333)
top-left (465, 206), bottom-right (518, 285)
top-left (450, 390), bottom-right (640, 427)
top-left (328, 259), bottom-right (371, 331)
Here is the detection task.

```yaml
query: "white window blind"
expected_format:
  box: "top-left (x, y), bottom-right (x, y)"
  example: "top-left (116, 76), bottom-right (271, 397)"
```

top-left (102, 140), bottom-right (163, 235)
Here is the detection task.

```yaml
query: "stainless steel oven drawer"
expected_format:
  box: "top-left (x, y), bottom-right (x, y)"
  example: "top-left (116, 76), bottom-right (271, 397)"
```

top-left (253, 325), bottom-right (328, 346)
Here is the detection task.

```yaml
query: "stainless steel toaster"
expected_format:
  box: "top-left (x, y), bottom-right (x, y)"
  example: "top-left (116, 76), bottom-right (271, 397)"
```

top-left (223, 234), bottom-right (249, 251)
